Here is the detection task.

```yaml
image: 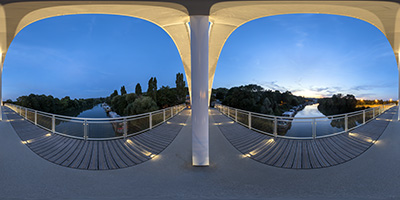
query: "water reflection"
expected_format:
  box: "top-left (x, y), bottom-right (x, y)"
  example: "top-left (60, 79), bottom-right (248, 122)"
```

top-left (55, 104), bottom-right (116, 138)
top-left (285, 104), bottom-right (342, 137)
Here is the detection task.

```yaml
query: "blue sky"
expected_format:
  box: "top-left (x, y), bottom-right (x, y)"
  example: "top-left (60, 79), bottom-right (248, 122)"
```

top-left (3, 13), bottom-right (398, 101)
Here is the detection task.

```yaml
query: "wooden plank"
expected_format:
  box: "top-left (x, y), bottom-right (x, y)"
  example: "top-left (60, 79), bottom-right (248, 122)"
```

top-left (316, 139), bottom-right (343, 164)
top-left (305, 140), bottom-right (322, 168)
top-left (60, 140), bottom-right (85, 167)
top-left (274, 139), bottom-right (295, 167)
top-left (78, 141), bottom-right (94, 169)
top-left (106, 140), bottom-right (128, 168)
top-left (69, 141), bottom-right (89, 168)
top-left (124, 137), bottom-right (152, 158)
top-left (329, 136), bottom-right (360, 157)
top-left (265, 139), bottom-right (289, 166)
top-left (44, 137), bottom-right (76, 161)
top-left (314, 139), bottom-right (338, 166)
top-left (293, 141), bottom-right (302, 169)
top-left (250, 138), bottom-right (279, 161)
top-left (88, 141), bottom-right (99, 170)
top-left (128, 136), bottom-right (155, 154)
top-left (236, 135), bottom-right (272, 153)
top-left (97, 141), bottom-right (108, 170)
top-left (140, 131), bottom-right (170, 146)
top-left (53, 139), bottom-right (82, 165)
top-left (102, 141), bottom-right (118, 169)
top-left (35, 136), bottom-right (70, 157)
top-left (28, 134), bottom-right (62, 150)
top-left (134, 135), bottom-right (163, 153)
top-left (301, 140), bottom-right (311, 169)
top-left (109, 140), bottom-right (135, 166)
top-left (282, 141), bottom-right (297, 168)
top-left (115, 139), bottom-right (146, 163)
top-left (337, 134), bottom-right (369, 151)
top-left (323, 137), bottom-right (352, 161)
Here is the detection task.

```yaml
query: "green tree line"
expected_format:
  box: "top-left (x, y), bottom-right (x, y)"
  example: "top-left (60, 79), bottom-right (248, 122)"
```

top-left (8, 94), bottom-right (100, 116)
top-left (212, 84), bottom-right (306, 116)
top-left (106, 72), bottom-right (188, 116)
top-left (317, 94), bottom-right (358, 115)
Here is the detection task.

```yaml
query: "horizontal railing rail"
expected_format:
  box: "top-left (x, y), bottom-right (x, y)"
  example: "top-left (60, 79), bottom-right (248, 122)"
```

top-left (5, 103), bottom-right (186, 141)
top-left (215, 103), bottom-right (395, 139)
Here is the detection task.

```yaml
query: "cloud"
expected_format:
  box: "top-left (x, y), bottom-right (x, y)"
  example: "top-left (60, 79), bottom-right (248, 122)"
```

top-left (350, 83), bottom-right (393, 91)
top-left (254, 80), bottom-right (288, 92)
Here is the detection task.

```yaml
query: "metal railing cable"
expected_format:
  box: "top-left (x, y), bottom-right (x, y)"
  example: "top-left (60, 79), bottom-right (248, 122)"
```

top-left (5, 103), bottom-right (186, 140)
top-left (215, 103), bottom-right (395, 139)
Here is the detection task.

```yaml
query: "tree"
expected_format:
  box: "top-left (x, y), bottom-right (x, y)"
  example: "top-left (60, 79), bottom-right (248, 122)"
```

top-left (175, 73), bottom-right (186, 103)
top-left (111, 95), bottom-right (128, 115)
top-left (124, 96), bottom-right (158, 115)
top-left (120, 86), bottom-right (127, 95)
top-left (110, 90), bottom-right (118, 99)
top-left (135, 83), bottom-right (142, 95)
top-left (125, 93), bottom-right (137, 105)
top-left (157, 86), bottom-right (177, 108)
top-left (147, 77), bottom-right (157, 102)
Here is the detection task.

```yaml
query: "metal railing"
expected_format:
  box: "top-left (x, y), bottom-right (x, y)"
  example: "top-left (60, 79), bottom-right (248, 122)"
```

top-left (6, 103), bottom-right (186, 140)
top-left (215, 103), bottom-right (395, 139)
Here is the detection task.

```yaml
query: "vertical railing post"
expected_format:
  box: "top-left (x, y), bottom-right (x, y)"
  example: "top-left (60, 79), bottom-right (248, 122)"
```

top-left (171, 107), bottom-right (173, 117)
top-left (248, 112), bottom-right (252, 130)
top-left (34, 110), bottom-right (37, 125)
top-left (373, 108), bottom-right (375, 118)
top-left (235, 109), bottom-right (238, 122)
top-left (163, 109), bottom-right (166, 122)
top-left (83, 120), bottom-right (88, 140)
top-left (363, 110), bottom-right (366, 124)
top-left (149, 112), bottom-right (153, 129)
top-left (345, 114), bottom-right (348, 132)
top-left (25, 108), bottom-right (27, 119)
top-left (123, 118), bottom-right (127, 138)
top-left (227, 107), bottom-right (230, 118)
top-left (312, 119), bottom-right (317, 139)
top-left (274, 117), bottom-right (278, 137)
top-left (52, 115), bottom-right (55, 133)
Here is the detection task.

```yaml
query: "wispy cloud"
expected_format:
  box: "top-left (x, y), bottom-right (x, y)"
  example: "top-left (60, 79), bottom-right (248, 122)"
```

top-left (254, 80), bottom-right (288, 92)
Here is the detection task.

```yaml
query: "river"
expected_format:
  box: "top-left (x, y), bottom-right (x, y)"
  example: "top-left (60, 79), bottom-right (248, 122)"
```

top-left (55, 104), bottom-right (116, 138)
top-left (284, 104), bottom-right (344, 137)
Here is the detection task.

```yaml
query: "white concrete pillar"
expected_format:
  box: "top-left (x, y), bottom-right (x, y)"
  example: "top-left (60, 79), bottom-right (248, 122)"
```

top-left (191, 15), bottom-right (209, 166)
top-left (398, 66), bottom-right (400, 121)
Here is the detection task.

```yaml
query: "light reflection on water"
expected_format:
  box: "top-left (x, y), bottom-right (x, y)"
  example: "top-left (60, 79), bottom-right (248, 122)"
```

top-left (284, 104), bottom-right (343, 137)
top-left (55, 104), bottom-right (116, 138)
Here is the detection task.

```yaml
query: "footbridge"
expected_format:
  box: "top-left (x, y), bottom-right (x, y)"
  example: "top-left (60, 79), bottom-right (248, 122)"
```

top-left (1, 102), bottom-right (396, 170)
top-left (1, 104), bottom-right (400, 199)
top-left (2, 0), bottom-right (400, 167)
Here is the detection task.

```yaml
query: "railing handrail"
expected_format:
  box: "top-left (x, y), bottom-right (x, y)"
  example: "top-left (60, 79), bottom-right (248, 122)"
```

top-left (215, 103), bottom-right (395, 139)
top-left (5, 102), bottom-right (186, 140)
top-left (5, 103), bottom-right (182, 121)
top-left (221, 103), bottom-right (395, 120)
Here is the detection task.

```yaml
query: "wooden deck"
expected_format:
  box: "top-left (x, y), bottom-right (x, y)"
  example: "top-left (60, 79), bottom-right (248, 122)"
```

top-left (212, 107), bottom-right (397, 169)
top-left (5, 107), bottom-right (189, 170)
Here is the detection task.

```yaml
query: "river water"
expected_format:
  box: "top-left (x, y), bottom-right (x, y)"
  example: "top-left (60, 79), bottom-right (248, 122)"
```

top-left (55, 104), bottom-right (116, 138)
top-left (284, 104), bottom-right (344, 137)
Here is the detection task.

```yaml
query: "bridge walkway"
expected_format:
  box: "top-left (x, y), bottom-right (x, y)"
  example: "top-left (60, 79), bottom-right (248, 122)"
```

top-left (212, 107), bottom-right (397, 169)
top-left (3, 106), bottom-right (189, 170)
